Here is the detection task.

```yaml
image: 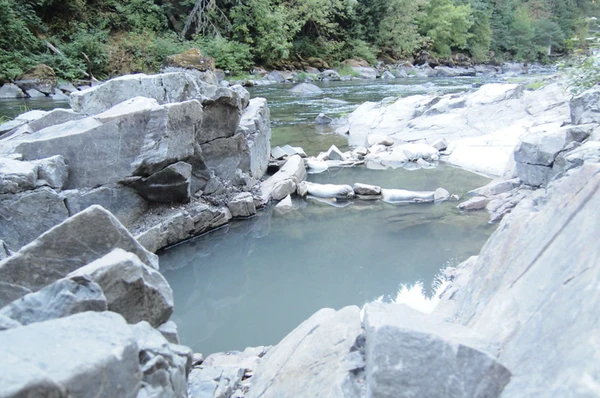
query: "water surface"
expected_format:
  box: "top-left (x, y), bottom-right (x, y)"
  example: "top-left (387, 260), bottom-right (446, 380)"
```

top-left (160, 165), bottom-right (494, 354)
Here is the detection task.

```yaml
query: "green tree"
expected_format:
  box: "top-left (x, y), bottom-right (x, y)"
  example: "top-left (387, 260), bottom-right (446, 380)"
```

top-left (376, 0), bottom-right (425, 57)
top-left (231, 0), bottom-right (301, 64)
top-left (419, 0), bottom-right (474, 57)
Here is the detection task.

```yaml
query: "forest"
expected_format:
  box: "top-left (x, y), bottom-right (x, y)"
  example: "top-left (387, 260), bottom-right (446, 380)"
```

top-left (0, 0), bottom-right (597, 81)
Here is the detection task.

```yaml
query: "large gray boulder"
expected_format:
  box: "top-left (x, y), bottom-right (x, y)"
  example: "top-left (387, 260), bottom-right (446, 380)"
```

top-left (68, 249), bottom-right (173, 327)
top-left (289, 83), bottom-right (323, 95)
top-left (434, 66), bottom-right (476, 77)
top-left (130, 161), bottom-right (192, 203)
top-left (7, 97), bottom-right (202, 189)
top-left (0, 311), bottom-right (142, 398)
top-left (236, 97), bottom-right (271, 180)
top-left (247, 306), bottom-right (363, 398)
top-left (63, 186), bottom-right (148, 228)
top-left (0, 276), bottom-right (107, 326)
top-left (435, 163), bottom-right (600, 396)
top-left (0, 205), bottom-right (158, 297)
top-left (200, 97), bottom-right (271, 183)
top-left (570, 86), bottom-right (600, 125)
top-left (353, 66), bottom-right (378, 79)
top-left (364, 303), bottom-right (510, 398)
top-left (0, 83), bottom-right (26, 99)
top-left (132, 321), bottom-right (192, 398)
top-left (70, 71), bottom-right (233, 116)
top-left (0, 157), bottom-right (38, 194)
top-left (513, 128), bottom-right (572, 187)
top-left (260, 155), bottom-right (307, 202)
top-left (0, 187), bottom-right (69, 251)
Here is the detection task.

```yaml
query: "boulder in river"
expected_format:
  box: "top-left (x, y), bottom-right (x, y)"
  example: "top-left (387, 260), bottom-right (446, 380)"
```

top-left (0, 83), bottom-right (27, 99)
top-left (15, 64), bottom-right (57, 95)
top-left (289, 82), bottom-right (323, 95)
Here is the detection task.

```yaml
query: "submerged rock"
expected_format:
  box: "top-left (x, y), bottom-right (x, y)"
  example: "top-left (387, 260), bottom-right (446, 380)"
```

top-left (289, 83), bottom-right (323, 95)
top-left (305, 182), bottom-right (355, 200)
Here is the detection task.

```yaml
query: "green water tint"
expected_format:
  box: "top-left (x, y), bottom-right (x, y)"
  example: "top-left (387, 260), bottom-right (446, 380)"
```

top-left (0, 98), bottom-right (69, 120)
top-left (160, 164), bottom-right (495, 354)
top-left (248, 77), bottom-right (486, 156)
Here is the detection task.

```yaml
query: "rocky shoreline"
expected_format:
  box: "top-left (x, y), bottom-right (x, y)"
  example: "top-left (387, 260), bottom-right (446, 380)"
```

top-left (0, 67), bottom-right (599, 397)
top-left (0, 58), bottom-right (553, 101)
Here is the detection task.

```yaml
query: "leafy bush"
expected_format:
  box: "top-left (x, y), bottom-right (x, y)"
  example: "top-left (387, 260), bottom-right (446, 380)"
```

top-left (342, 39), bottom-right (378, 65)
top-left (196, 36), bottom-right (253, 74)
top-left (107, 31), bottom-right (187, 75)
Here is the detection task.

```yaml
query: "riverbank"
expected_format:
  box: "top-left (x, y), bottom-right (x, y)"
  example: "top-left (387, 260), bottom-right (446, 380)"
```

top-left (0, 59), bottom-right (554, 103)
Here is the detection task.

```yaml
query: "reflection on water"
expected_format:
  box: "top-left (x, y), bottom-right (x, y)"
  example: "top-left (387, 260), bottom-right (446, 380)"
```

top-left (160, 165), bottom-right (494, 354)
top-left (0, 98), bottom-right (69, 119)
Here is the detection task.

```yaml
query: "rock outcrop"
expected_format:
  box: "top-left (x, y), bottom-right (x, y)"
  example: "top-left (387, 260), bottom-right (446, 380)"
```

top-left (341, 82), bottom-right (570, 177)
top-left (0, 71), bottom-right (271, 253)
top-left (436, 163), bottom-right (600, 396)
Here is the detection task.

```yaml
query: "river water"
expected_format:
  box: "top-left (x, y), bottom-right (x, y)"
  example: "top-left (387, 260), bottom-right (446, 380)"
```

top-left (159, 77), bottom-right (496, 354)
top-left (0, 77), bottom-right (497, 355)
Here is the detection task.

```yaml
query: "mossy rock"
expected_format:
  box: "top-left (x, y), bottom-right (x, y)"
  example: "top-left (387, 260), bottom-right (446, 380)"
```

top-left (15, 64), bottom-right (57, 94)
top-left (307, 57), bottom-right (330, 69)
top-left (165, 48), bottom-right (215, 72)
top-left (341, 58), bottom-right (369, 68)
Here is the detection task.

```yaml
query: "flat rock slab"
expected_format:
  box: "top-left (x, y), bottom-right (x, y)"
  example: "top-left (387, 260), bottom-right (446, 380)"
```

top-left (364, 303), bottom-right (510, 398)
top-left (247, 306), bottom-right (363, 398)
top-left (12, 97), bottom-right (201, 189)
top-left (436, 164), bottom-right (600, 395)
top-left (70, 72), bottom-right (228, 115)
top-left (0, 205), bottom-right (158, 295)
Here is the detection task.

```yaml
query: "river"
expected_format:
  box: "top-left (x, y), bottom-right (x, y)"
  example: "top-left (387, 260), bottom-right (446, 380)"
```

top-left (158, 77), bottom-right (497, 354)
top-left (0, 77), bottom-right (498, 355)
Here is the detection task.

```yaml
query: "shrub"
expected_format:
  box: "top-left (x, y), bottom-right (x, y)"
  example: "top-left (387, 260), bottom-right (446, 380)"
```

top-left (195, 36), bottom-right (254, 74)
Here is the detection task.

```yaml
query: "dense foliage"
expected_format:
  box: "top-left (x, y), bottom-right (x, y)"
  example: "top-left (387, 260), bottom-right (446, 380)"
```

top-left (0, 0), bottom-right (597, 81)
